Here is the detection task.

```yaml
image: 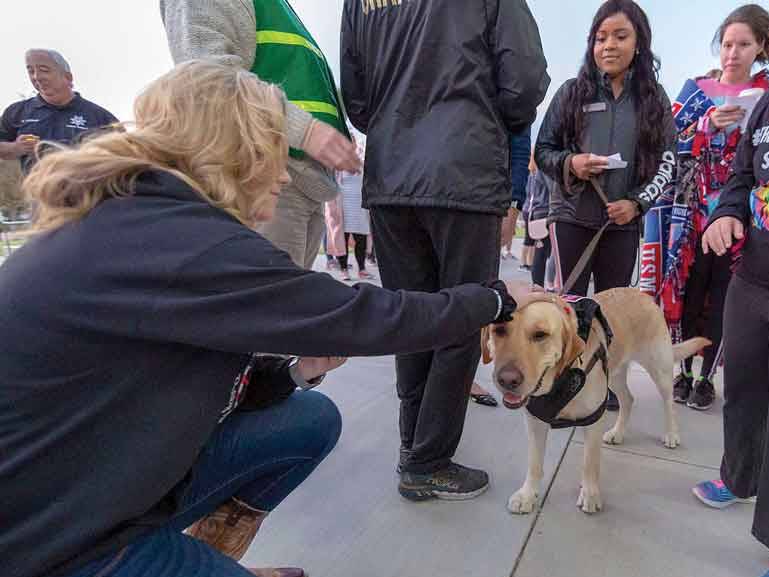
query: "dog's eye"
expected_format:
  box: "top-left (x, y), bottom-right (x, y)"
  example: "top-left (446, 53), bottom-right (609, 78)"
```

top-left (493, 325), bottom-right (507, 337)
top-left (532, 330), bottom-right (549, 342)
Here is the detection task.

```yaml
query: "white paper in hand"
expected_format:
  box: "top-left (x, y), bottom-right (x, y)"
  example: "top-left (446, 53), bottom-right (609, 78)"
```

top-left (605, 153), bottom-right (628, 170)
top-left (725, 88), bottom-right (765, 132)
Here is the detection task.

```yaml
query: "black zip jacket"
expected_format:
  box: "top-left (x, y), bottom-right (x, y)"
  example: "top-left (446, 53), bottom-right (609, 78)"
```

top-left (709, 92), bottom-right (769, 289)
top-left (0, 171), bottom-right (502, 577)
top-left (341, 0), bottom-right (549, 215)
top-left (535, 75), bottom-right (676, 230)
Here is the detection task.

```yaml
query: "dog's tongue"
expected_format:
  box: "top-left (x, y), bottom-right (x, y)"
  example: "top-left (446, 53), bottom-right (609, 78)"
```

top-left (502, 392), bottom-right (524, 409)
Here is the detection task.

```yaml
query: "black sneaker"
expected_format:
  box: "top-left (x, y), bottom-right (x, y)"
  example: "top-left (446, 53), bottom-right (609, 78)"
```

top-left (398, 462), bottom-right (489, 501)
top-left (673, 373), bottom-right (693, 404)
top-left (687, 378), bottom-right (715, 411)
top-left (605, 390), bottom-right (620, 412)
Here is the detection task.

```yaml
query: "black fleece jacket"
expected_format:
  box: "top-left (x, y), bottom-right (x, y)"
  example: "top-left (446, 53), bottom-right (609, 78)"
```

top-left (0, 170), bottom-right (501, 577)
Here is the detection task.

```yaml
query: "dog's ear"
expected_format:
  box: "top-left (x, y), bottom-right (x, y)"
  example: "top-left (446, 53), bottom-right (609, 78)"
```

top-left (554, 304), bottom-right (585, 375)
top-left (480, 325), bottom-right (493, 364)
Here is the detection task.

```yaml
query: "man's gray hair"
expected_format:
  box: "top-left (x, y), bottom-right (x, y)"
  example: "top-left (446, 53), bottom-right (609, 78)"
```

top-left (25, 49), bottom-right (71, 74)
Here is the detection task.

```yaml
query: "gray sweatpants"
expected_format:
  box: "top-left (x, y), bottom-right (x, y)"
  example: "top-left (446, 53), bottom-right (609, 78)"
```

top-left (720, 274), bottom-right (769, 547)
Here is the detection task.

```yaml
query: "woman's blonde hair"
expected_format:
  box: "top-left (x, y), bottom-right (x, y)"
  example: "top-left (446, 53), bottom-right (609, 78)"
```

top-left (24, 60), bottom-right (287, 232)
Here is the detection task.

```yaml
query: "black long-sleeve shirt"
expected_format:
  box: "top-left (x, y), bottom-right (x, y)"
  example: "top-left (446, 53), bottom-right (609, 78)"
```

top-left (709, 92), bottom-right (769, 289)
top-left (0, 171), bottom-right (499, 577)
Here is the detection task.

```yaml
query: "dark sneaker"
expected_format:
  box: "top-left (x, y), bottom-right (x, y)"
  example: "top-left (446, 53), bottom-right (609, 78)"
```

top-left (398, 462), bottom-right (489, 501)
top-left (673, 373), bottom-right (693, 404)
top-left (605, 390), bottom-right (619, 412)
top-left (687, 377), bottom-right (715, 411)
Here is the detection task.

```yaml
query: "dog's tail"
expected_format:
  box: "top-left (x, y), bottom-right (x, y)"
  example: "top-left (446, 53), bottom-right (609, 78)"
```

top-left (673, 337), bottom-right (712, 363)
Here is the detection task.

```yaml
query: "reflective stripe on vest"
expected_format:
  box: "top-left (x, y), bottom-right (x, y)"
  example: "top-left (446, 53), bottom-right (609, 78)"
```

top-left (256, 30), bottom-right (324, 60)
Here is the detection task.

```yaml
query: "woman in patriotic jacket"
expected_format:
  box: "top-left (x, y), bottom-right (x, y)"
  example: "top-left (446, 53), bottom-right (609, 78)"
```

top-left (642, 4), bottom-right (769, 411)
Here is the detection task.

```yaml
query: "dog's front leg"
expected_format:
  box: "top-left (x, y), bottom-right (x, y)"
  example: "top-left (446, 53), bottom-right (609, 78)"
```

top-left (508, 411), bottom-right (549, 514)
top-left (577, 420), bottom-right (604, 514)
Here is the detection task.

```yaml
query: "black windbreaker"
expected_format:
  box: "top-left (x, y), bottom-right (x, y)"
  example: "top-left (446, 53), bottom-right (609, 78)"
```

top-left (341, 0), bottom-right (549, 215)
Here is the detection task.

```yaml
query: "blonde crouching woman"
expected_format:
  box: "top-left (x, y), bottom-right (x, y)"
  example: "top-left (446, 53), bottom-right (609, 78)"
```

top-left (0, 61), bottom-right (540, 577)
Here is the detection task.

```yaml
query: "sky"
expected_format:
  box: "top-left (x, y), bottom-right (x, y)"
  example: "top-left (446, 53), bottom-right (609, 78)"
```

top-left (0, 1), bottom-right (760, 134)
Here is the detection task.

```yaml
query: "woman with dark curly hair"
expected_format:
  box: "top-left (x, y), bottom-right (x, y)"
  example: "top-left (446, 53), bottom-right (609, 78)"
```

top-left (535, 0), bottom-right (676, 410)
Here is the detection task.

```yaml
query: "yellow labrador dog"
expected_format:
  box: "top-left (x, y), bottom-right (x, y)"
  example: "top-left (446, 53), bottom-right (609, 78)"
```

top-left (481, 287), bottom-right (709, 514)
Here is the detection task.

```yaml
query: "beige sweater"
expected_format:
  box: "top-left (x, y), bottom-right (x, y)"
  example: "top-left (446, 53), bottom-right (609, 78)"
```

top-left (160, 0), bottom-right (337, 201)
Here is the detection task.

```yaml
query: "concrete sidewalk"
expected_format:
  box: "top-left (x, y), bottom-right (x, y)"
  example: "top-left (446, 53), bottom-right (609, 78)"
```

top-left (247, 242), bottom-right (767, 577)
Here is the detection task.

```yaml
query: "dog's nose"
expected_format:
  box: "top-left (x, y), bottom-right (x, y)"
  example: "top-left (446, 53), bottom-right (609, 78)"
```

top-left (497, 365), bottom-right (524, 389)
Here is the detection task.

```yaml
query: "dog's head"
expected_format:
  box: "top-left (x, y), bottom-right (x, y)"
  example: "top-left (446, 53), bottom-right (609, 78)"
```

top-left (481, 297), bottom-right (585, 409)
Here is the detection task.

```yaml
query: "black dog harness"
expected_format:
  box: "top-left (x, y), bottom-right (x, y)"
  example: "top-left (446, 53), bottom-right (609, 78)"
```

top-left (526, 297), bottom-right (613, 429)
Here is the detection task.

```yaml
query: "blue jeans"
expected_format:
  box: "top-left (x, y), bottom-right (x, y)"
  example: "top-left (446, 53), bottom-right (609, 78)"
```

top-left (65, 391), bottom-right (342, 577)
top-left (509, 128), bottom-right (532, 208)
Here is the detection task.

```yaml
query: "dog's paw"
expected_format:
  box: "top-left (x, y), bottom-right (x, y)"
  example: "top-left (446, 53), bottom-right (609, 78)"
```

top-left (577, 485), bottom-right (603, 514)
top-left (507, 488), bottom-right (538, 515)
top-left (602, 428), bottom-right (625, 445)
top-left (663, 432), bottom-right (680, 449)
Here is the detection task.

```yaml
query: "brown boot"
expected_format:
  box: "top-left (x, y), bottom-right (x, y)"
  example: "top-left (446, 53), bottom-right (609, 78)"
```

top-left (185, 498), bottom-right (268, 561)
top-left (186, 498), bottom-right (305, 575)
top-left (248, 569), bottom-right (305, 577)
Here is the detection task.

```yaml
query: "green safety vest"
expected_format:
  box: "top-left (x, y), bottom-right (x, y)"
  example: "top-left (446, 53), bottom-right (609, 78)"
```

top-left (251, 0), bottom-right (349, 158)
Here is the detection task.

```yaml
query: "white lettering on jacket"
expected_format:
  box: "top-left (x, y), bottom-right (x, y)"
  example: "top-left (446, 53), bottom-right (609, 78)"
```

top-left (753, 125), bottom-right (769, 147)
top-left (639, 150), bottom-right (675, 204)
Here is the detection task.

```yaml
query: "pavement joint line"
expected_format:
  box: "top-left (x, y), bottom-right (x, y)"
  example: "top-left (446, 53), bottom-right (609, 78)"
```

top-left (570, 438), bottom-right (721, 471)
top-left (510, 427), bottom-right (576, 577)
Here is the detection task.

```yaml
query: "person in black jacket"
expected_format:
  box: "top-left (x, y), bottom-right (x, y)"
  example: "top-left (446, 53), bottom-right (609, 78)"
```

top-left (0, 61), bottom-right (548, 577)
top-left (692, 91), bottom-right (769, 553)
top-left (341, 0), bottom-right (549, 501)
top-left (534, 0), bottom-right (676, 411)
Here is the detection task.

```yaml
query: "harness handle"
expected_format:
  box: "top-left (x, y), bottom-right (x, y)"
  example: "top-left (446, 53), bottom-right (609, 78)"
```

top-left (559, 176), bottom-right (610, 296)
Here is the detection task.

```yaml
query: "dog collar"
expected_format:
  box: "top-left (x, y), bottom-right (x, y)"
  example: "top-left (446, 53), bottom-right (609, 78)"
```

top-left (526, 297), bottom-right (613, 429)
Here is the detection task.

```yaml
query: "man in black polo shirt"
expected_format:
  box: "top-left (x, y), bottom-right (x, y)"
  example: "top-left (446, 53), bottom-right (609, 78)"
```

top-left (0, 49), bottom-right (118, 173)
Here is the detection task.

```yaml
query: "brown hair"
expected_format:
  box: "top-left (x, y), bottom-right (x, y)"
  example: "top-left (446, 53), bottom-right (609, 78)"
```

top-left (713, 4), bottom-right (769, 64)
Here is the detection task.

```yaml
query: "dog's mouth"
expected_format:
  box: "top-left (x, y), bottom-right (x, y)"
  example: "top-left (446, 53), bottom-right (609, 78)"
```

top-left (502, 392), bottom-right (528, 410)
top-left (500, 366), bottom-right (552, 411)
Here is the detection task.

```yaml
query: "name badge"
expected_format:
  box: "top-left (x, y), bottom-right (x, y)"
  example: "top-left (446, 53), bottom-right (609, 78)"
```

top-left (583, 102), bottom-right (607, 113)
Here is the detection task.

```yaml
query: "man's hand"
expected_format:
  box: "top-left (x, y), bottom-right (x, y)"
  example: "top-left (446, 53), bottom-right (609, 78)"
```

top-left (297, 356), bottom-right (347, 382)
top-left (570, 153), bottom-right (609, 181)
top-left (16, 134), bottom-right (39, 156)
top-left (702, 216), bottom-right (744, 256)
top-left (302, 120), bottom-right (362, 173)
top-left (710, 105), bottom-right (745, 130)
top-left (606, 200), bottom-right (639, 225)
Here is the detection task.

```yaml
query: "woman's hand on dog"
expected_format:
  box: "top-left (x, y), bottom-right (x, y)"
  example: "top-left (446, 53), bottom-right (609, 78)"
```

top-left (297, 356), bottom-right (348, 381)
top-left (503, 280), bottom-right (556, 313)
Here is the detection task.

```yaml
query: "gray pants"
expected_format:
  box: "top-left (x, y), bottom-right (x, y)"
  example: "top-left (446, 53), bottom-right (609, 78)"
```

top-left (371, 206), bottom-right (501, 474)
top-left (720, 274), bottom-right (769, 547)
top-left (257, 180), bottom-right (326, 270)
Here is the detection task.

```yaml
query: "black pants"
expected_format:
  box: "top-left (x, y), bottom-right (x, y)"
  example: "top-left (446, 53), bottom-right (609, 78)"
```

top-left (720, 274), bottom-right (769, 546)
top-left (531, 237), bottom-right (551, 288)
top-left (371, 206), bottom-right (501, 474)
top-left (337, 232), bottom-right (367, 271)
top-left (551, 221), bottom-right (638, 296)
top-left (680, 243), bottom-right (731, 379)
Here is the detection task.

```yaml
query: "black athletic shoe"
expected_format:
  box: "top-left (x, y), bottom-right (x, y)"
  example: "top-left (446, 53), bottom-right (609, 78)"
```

top-left (605, 390), bottom-right (620, 411)
top-left (687, 378), bottom-right (715, 411)
top-left (398, 462), bottom-right (489, 501)
top-left (673, 373), bottom-right (694, 404)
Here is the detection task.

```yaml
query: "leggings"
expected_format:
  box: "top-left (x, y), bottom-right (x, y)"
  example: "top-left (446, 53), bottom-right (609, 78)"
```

top-left (550, 221), bottom-right (638, 296)
top-left (719, 275), bottom-right (769, 546)
top-left (531, 237), bottom-right (551, 288)
top-left (680, 242), bottom-right (732, 379)
top-left (337, 232), bottom-right (367, 271)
